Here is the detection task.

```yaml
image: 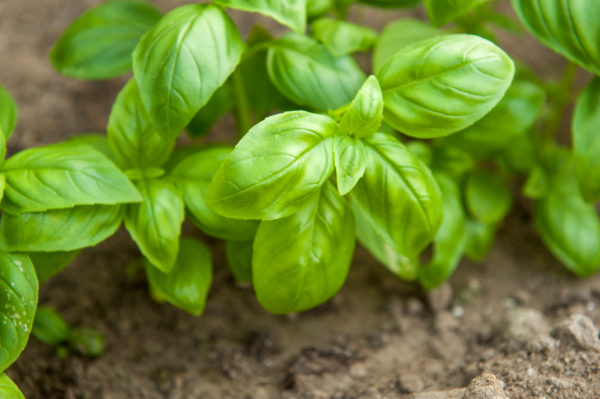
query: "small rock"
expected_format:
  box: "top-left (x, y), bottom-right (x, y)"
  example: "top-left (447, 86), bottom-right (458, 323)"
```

top-left (397, 373), bottom-right (425, 393)
top-left (550, 314), bottom-right (600, 351)
top-left (462, 374), bottom-right (508, 399)
top-left (406, 297), bottom-right (425, 316)
top-left (427, 283), bottom-right (453, 313)
top-left (498, 308), bottom-right (548, 346)
top-left (527, 334), bottom-right (556, 353)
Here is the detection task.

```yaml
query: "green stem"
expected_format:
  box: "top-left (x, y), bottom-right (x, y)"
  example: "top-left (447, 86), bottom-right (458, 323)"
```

top-left (232, 71), bottom-right (252, 137)
top-left (542, 61), bottom-right (578, 140)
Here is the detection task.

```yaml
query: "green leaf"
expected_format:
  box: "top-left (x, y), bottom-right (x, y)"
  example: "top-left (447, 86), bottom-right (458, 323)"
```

top-left (373, 19), bottom-right (441, 73)
top-left (0, 374), bottom-right (25, 399)
top-left (426, 0), bottom-right (488, 27)
top-left (311, 18), bottom-right (377, 57)
top-left (69, 327), bottom-right (104, 357)
top-left (225, 239), bottom-right (253, 283)
top-left (132, 4), bottom-right (244, 138)
top-left (0, 253), bottom-right (37, 373)
top-left (349, 132), bottom-right (443, 271)
top-left (573, 77), bottom-right (600, 202)
top-left (465, 169), bottom-right (512, 224)
top-left (418, 174), bottom-right (467, 290)
top-left (108, 79), bottom-right (175, 169)
top-left (125, 179), bottom-right (184, 273)
top-left (431, 142), bottom-right (475, 177)
top-left (377, 34), bottom-right (515, 138)
top-left (0, 174), bottom-right (5, 204)
top-left (66, 133), bottom-right (117, 163)
top-left (49, 0), bottom-right (162, 79)
top-left (333, 135), bottom-right (369, 196)
top-left (511, 0), bottom-right (600, 74)
top-left (0, 205), bottom-right (124, 252)
top-left (186, 82), bottom-right (234, 138)
top-left (0, 85), bottom-right (17, 142)
top-left (146, 237), bottom-right (212, 315)
top-left (253, 183), bottom-right (355, 314)
top-left (32, 306), bottom-right (71, 346)
top-left (359, 0), bottom-right (421, 8)
top-left (536, 190), bottom-right (600, 277)
top-left (1, 142), bottom-right (141, 214)
top-left (464, 218), bottom-right (496, 261)
top-left (214, 0), bottom-right (307, 34)
top-left (267, 33), bottom-right (366, 111)
top-left (169, 147), bottom-right (258, 241)
top-left (338, 75), bottom-right (384, 138)
top-left (307, 0), bottom-right (333, 18)
top-left (207, 111), bottom-right (336, 220)
top-left (29, 251), bottom-right (80, 283)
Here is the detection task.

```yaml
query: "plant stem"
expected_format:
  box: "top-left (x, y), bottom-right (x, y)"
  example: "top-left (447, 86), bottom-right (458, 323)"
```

top-left (542, 61), bottom-right (578, 140)
top-left (232, 71), bottom-right (252, 137)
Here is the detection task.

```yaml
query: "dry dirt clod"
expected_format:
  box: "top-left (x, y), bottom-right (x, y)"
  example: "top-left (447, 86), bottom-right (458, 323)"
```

top-left (409, 388), bottom-right (466, 399)
top-left (497, 307), bottom-right (548, 347)
top-left (397, 373), bottom-right (425, 393)
top-left (550, 314), bottom-right (600, 351)
top-left (462, 374), bottom-right (508, 399)
top-left (427, 283), bottom-right (453, 313)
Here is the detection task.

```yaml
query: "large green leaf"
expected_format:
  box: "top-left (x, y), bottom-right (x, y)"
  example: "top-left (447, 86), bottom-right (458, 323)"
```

top-left (267, 33), bottom-right (366, 111)
top-left (207, 112), bottom-right (336, 220)
top-left (66, 133), bottom-right (117, 163)
top-left (169, 146), bottom-right (258, 241)
top-left (573, 77), bottom-right (600, 202)
top-left (132, 4), bottom-right (244, 138)
top-left (214, 0), bottom-right (307, 34)
top-left (0, 253), bottom-right (37, 373)
top-left (1, 142), bottom-right (141, 214)
top-left (49, 0), bottom-right (162, 79)
top-left (0, 205), bottom-right (124, 252)
top-left (338, 75), bottom-right (384, 138)
top-left (0, 373), bottom-right (25, 399)
top-left (146, 237), bottom-right (212, 315)
top-left (29, 251), bottom-right (80, 283)
top-left (311, 18), bottom-right (377, 57)
top-left (125, 179), bottom-right (184, 273)
top-left (465, 169), bottom-right (512, 224)
top-left (512, 0), bottom-right (600, 74)
top-left (253, 183), bottom-right (355, 314)
top-left (426, 0), bottom-right (488, 27)
top-left (377, 34), bottom-right (514, 138)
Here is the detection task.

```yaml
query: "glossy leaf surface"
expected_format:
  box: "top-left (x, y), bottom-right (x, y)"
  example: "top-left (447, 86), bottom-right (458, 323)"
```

top-left (333, 135), bottom-right (369, 196)
top-left (0, 374), bottom-right (25, 399)
top-left (214, 0), bottom-right (307, 34)
top-left (338, 75), bottom-right (384, 138)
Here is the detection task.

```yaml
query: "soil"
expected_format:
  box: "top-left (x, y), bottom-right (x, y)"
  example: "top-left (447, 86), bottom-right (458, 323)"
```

top-left (1, 1), bottom-right (600, 398)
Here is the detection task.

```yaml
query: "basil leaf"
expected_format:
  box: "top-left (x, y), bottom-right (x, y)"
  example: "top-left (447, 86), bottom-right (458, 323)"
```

top-left (108, 79), bottom-right (175, 169)
top-left (418, 174), bottom-right (466, 290)
top-left (573, 77), bottom-right (600, 202)
top-left (0, 85), bottom-right (17, 142)
top-left (169, 147), bottom-right (258, 241)
top-left (32, 306), bottom-right (71, 346)
top-left (0, 174), bottom-right (5, 204)
top-left (0, 253), bottom-right (37, 373)
top-left (0, 205), bottom-right (124, 252)
top-left (464, 218), bottom-right (496, 261)
top-left (359, 0), bottom-right (421, 8)
top-left (225, 239), bottom-right (253, 283)
top-left (146, 237), bottom-right (212, 315)
top-left (333, 135), bottom-right (369, 196)
top-left (214, 0), bottom-right (307, 34)
top-left (133, 4), bottom-right (244, 138)
top-left (0, 374), bottom-right (25, 399)
top-left (311, 18), bottom-right (377, 57)
top-left (186, 82), bottom-right (234, 138)
top-left (307, 0), bottom-right (333, 18)
top-left (431, 142), bottom-right (475, 177)
top-left (49, 0), bottom-right (162, 79)
top-left (1, 142), bottom-right (141, 214)
top-left (465, 169), bottom-right (512, 224)
top-left (267, 33), bottom-right (366, 111)
top-left (373, 19), bottom-right (441, 73)
top-left (338, 75), bottom-right (384, 138)
top-left (29, 251), bottom-right (80, 283)
top-left (253, 183), bottom-right (355, 313)
top-left (377, 34), bottom-right (515, 138)
top-left (66, 133), bottom-right (117, 163)
top-left (536, 190), bottom-right (600, 277)
top-left (349, 132), bottom-right (443, 269)
top-left (512, 0), bottom-right (600, 74)
top-left (207, 111), bottom-right (336, 220)
top-left (426, 0), bottom-right (488, 27)
top-left (125, 179), bottom-right (184, 273)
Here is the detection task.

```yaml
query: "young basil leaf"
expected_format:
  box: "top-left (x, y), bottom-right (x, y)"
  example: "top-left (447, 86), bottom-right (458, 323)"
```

top-left (49, 0), bottom-right (162, 79)
top-left (512, 0), bottom-right (600, 74)
top-left (125, 179), bottom-right (184, 273)
top-left (573, 77), bottom-right (600, 202)
top-left (0, 253), bottom-right (37, 373)
top-left (465, 169), bottom-right (512, 224)
top-left (418, 174), bottom-right (467, 290)
top-left (311, 18), bottom-right (377, 57)
top-left (28, 251), bottom-right (80, 283)
top-left (333, 135), bottom-right (369, 196)
top-left (1, 142), bottom-right (141, 214)
top-left (267, 33), bottom-right (366, 111)
top-left (307, 0), bottom-right (333, 18)
top-left (0, 85), bottom-right (17, 142)
top-left (359, 0), bottom-right (421, 8)
top-left (377, 34), bottom-right (515, 138)
top-left (338, 75), bottom-right (384, 138)
top-left (523, 165), bottom-right (549, 200)
top-left (225, 239), bottom-right (253, 283)
top-left (108, 79), bottom-right (175, 170)
top-left (66, 133), bottom-right (117, 163)
top-left (0, 373), bottom-right (25, 399)
top-left (426, 0), bottom-right (488, 27)
top-left (168, 147), bottom-right (258, 241)
top-left (0, 205), bottom-right (124, 252)
top-left (373, 19), bottom-right (441, 73)
top-left (214, 0), bottom-right (307, 34)
top-left (186, 82), bottom-right (234, 138)
top-left (349, 132), bottom-right (443, 266)
top-left (497, 131), bottom-right (537, 175)
top-left (253, 183), bottom-right (355, 314)
top-left (535, 190), bottom-right (600, 277)
top-left (69, 327), bottom-right (105, 357)
top-left (132, 4), bottom-right (244, 138)
top-left (32, 306), bottom-right (71, 346)
top-left (146, 237), bottom-right (212, 316)
top-left (464, 218), bottom-right (496, 261)
top-left (207, 111), bottom-right (336, 220)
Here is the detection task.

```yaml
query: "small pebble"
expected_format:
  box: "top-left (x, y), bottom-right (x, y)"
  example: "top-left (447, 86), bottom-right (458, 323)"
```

top-left (462, 374), bottom-right (508, 399)
top-left (550, 314), bottom-right (600, 351)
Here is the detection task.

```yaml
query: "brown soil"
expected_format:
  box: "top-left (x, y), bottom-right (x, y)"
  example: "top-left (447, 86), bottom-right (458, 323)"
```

top-left (2, 1), bottom-right (600, 398)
